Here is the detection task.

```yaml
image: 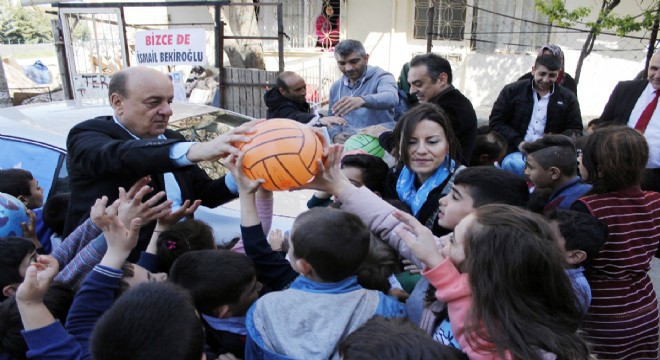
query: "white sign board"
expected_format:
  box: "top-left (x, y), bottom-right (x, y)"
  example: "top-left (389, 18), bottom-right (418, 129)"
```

top-left (72, 74), bottom-right (113, 99)
top-left (135, 29), bottom-right (207, 66)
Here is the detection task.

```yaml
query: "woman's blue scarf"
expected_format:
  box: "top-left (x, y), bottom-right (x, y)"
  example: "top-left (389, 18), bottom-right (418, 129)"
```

top-left (396, 156), bottom-right (454, 216)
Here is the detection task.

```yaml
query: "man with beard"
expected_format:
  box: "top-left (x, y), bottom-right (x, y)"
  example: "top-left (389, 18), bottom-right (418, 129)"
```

top-left (327, 39), bottom-right (398, 143)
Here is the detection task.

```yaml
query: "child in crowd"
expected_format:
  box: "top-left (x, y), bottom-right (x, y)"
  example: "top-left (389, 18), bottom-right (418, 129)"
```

top-left (547, 209), bottom-right (608, 315)
top-left (15, 194), bottom-right (169, 359)
top-left (92, 282), bottom-right (205, 360)
top-left (1, 192), bottom-right (40, 252)
top-left (470, 127), bottom-right (507, 167)
top-left (0, 169), bottom-right (50, 252)
top-left (0, 236), bottom-right (36, 301)
top-left (522, 134), bottom-right (591, 214)
top-left (153, 219), bottom-right (215, 272)
top-left (396, 204), bottom-right (590, 359)
top-left (307, 152), bottom-right (389, 208)
top-left (0, 282), bottom-right (74, 360)
top-left (573, 126), bottom-right (660, 359)
top-left (339, 316), bottom-right (468, 360)
top-left (40, 193), bottom-right (70, 251)
top-left (0, 169), bottom-right (44, 210)
top-left (225, 152), bottom-right (406, 359)
top-left (170, 250), bottom-right (262, 359)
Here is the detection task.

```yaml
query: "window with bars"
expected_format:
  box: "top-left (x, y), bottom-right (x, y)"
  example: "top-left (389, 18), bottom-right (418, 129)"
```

top-left (414, 0), bottom-right (467, 41)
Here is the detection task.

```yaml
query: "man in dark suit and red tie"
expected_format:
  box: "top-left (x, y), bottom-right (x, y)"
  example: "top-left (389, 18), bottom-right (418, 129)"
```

top-left (600, 53), bottom-right (660, 192)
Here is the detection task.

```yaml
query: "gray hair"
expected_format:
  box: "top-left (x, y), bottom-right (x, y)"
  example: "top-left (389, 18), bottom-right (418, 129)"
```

top-left (335, 39), bottom-right (366, 57)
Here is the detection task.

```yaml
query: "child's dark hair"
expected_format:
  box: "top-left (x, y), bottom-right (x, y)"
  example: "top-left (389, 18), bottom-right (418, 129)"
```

top-left (116, 262), bottom-right (136, 298)
top-left (580, 126), bottom-right (648, 194)
top-left (339, 316), bottom-right (468, 360)
top-left (0, 281), bottom-right (74, 359)
top-left (393, 102), bottom-right (460, 168)
top-left (42, 193), bottom-right (70, 235)
top-left (453, 167), bottom-right (529, 208)
top-left (341, 154), bottom-right (389, 194)
top-left (471, 131), bottom-right (507, 166)
top-left (0, 169), bottom-right (33, 198)
top-left (292, 207), bottom-right (370, 282)
top-left (356, 234), bottom-right (399, 293)
top-left (156, 219), bottom-right (216, 273)
top-left (91, 282), bottom-right (204, 360)
top-left (464, 205), bottom-right (589, 359)
top-left (546, 209), bottom-right (608, 269)
top-left (522, 134), bottom-right (578, 177)
top-left (169, 249), bottom-right (256, 316)
top-left (0, 237), bottom-right (35, 301)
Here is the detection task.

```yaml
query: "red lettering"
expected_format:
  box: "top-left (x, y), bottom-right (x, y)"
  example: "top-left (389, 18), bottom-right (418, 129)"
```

top-left (145, 33), bottom-right (174, 46)
top-left (184, 34), bottom-right (190, 44)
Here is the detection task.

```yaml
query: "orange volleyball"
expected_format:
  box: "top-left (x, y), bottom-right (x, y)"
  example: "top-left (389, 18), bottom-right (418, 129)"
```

top-left (235, 118), bottom-right (322, 191)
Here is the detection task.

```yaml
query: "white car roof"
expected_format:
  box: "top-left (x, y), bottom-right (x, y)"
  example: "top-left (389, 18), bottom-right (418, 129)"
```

top-left (0, 100), bottom-right (234, 150)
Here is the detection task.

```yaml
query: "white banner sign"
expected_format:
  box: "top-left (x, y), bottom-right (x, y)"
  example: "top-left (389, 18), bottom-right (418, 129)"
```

top-left (135, 29), bottom-right (206, 66)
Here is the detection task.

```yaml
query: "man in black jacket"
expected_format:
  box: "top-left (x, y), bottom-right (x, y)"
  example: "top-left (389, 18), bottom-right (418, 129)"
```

top-left (64, 66), bottom-right (256, 260)
top-left (264, 71), bottom-right (346, 127)
top-left (407, 53), bottom-right (477, 165)
top-left (489, 54), bottom-right (582, 155)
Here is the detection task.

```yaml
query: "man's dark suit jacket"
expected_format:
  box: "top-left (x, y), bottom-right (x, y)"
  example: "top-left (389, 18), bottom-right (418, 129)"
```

top-left (429, 87), bottom-right (477, 166)
top-left (63, 116), bottom-right (237, 260)
top-left (600, 79), bottom-right (649, 124)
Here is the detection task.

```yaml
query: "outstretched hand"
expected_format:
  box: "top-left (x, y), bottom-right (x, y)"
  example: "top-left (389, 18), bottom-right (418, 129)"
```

top-left (117, 178), bottom-right (172, 228)
top-left (393, 210), bottom-right (445, 269)
top-left (298, 144), bottom-right (352, 196)
top-left (186, 119), bottom-right (264, 163)
top-left (156, 199), bottom-right (202, 230)
top-left (225, 153), bottom-right (265, 195)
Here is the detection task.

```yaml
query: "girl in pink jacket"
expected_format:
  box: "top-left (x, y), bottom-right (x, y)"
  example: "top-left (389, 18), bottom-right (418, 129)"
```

top-left (394, 204), bottom-right (590, 360)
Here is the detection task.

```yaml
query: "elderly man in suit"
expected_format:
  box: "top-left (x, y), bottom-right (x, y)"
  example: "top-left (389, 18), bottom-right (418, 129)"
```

top-left (600, 53), bottom-right (660, 192)
top-left (64, 66), bottom-right (256, 260)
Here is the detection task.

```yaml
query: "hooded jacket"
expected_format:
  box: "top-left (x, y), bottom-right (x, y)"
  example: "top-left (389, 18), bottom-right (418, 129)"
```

top-left (264, 87), bottom-right (317, 124)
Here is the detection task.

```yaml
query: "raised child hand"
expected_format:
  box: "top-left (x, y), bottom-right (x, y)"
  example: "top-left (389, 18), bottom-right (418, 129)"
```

top-left (298, 144), bottom-right (351, 196)
top-left (15, 255), bottom-right (59, 305)
top-left (393, 210), bottom-right (445, 269)
top-left (225, 153), bottom-right (265, 195)
top-left (21, 209), bottom-right (38, 243)
top-left (156, 199), bottom-right (202, 230)
top-left (98, 200), bottom-right (143, 269)
top-left (117, 179), bottom-right (172, 228)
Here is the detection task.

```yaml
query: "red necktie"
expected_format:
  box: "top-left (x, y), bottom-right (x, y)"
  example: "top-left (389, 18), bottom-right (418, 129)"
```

top-left (636, 90), bottom-right (659, 134)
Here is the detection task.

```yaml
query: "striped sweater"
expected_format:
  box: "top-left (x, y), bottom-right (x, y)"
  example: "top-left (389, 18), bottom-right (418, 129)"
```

top-left (577, 187), bottom-right (660, 360)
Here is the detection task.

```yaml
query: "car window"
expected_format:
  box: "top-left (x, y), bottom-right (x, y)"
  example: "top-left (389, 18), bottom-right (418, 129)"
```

top-left (0, 136), bottom-right (68, 199)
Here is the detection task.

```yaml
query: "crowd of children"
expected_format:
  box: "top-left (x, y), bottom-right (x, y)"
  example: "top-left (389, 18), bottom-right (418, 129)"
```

top-left (1, 81), bottom-right (660, 360)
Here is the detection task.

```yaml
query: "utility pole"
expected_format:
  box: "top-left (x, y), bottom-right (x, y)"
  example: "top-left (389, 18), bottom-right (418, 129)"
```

top-left (0, 54), bottom-right (12, 108)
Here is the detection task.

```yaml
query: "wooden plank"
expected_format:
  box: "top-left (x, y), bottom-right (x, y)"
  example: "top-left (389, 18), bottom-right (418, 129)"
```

top-left (252, 69), bottom-right (262, 118)
top-left (238, 68), bottom-right (248, 117)
top-left (230, 68), bottom-right (240, 115)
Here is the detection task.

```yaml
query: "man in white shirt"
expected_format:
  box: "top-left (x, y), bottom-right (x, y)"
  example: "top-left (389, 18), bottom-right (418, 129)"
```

top-left (489, 54), bottom-right (583, 175)
top-left (600, 53), bottom-right (660, 192)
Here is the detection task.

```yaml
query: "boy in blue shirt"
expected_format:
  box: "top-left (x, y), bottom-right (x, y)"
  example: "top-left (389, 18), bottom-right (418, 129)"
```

top-left (226, 153), bottom-right (406, 360)
top-left (522, 134), bottom-right (591, 214)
